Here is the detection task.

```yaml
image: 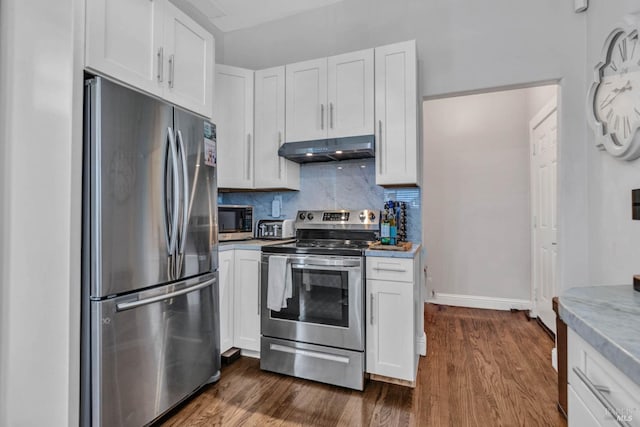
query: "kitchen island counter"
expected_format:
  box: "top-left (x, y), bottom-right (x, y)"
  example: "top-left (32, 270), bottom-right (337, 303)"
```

top-left (558, 285), bottom-right (640, 386)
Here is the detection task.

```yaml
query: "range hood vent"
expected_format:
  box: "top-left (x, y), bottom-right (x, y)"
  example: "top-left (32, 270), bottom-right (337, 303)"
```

top-left (278, 135), bottom-right (375, 163)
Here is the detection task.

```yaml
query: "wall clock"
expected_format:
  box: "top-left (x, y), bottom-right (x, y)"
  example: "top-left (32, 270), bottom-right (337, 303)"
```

top-left (588, 15), bottom-right (640, 160)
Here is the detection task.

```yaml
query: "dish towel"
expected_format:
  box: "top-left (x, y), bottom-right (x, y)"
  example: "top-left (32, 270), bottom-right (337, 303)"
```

top-left (267, 256), bottom-right (292, 312)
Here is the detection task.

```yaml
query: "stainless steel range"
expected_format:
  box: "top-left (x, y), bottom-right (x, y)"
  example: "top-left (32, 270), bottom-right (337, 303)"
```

top-left (260, 209), bottom-right (379, 390)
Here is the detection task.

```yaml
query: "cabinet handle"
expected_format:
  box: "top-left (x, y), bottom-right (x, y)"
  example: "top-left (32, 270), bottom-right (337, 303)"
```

top-left (370, 293), bottom-right (374, 325)
top-left (378, 120), bottom-right (382, 171)
top-left (330, 102), bottom-right (334, 129)
top-left (168, 54), bottom-right (175, 88)
top-left (246, 133), bottom-right (252, 181)
top-left (278, 131), bottom-right (283, 179)
top-left (572, 367), bottom-right (631, 427)
top-left (157, 47), bottom-right (164, 82)
top-left (320, 104), bottom-right (325, 130)
top-left (373, 267), bottom-right (407, 272)
top-left (257, 260), bottom-right (261, 316)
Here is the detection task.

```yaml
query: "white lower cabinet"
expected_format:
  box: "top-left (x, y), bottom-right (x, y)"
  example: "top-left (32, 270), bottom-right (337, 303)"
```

top-left (568, 385), bottom-right (600, 427)
top-left (218, 248), bottom-right (261, 355)
top-left (232, 250), bottom-right (261, 353)
top-left (365, 254), bottom-right (422, 383)
top-left (218, 250), bottom-right (234, 354)
top-left (366, 278), bottom-right (414, 380)
top-left (568, 328), bottom-right (640, 426)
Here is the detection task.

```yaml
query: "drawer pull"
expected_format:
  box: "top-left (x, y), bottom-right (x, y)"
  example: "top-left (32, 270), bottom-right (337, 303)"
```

top-left (373, 267), bottom-right (407, 272)
top-left (573, 367), bottom-right (631, 427)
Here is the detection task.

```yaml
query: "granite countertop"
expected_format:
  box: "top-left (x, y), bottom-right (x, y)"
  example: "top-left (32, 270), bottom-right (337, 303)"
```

top-left (365, 243), bottom-right (422, 259)
top-left (219, 239), bottom-right (295, 251)
top-left (558, 285), bottom-right (640, 386)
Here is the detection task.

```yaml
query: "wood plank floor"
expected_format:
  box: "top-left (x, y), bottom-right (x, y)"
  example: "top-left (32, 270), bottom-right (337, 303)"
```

top-left (159, 304), bottom-right (566, 426)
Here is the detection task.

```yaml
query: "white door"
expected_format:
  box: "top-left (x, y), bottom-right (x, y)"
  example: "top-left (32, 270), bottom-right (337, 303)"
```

top-left (327, 49), bottom-right (374, 138)
top-left (285, 58), bottom-right (328, 142)
top-left (218, 250), bottom-right (234, 353)
top-left (163, 1), bottom-right (214, 118)
top-left (233, 250), bottom-right (261, 352)
top-left (215, 65), bottom-right (254, 189)
top-left (254, 66), bottom-right (299, 190)
top-left (530, 100), bottom-right (558, 334)
top-left (85, 0), bottom-right (164, 96)
top-left (374, 40), bottom-right (418, 186)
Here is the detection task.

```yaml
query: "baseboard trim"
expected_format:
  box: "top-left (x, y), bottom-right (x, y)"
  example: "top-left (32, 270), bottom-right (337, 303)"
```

top-left (427, 293), bottom-right (531, 311)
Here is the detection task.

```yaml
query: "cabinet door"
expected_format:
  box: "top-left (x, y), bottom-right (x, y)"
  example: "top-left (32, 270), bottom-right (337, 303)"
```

top-left (366, 279), bottom-right (414, 380)
top-left (163, 1), bottom-right (214, 118)
top-left (233, 250), bottom-right (261, 352)
top-left (215, 65), bottom-right (255, 189)
top-left (327, 49), bottom-right (374, 138)
top-left (375, 40), bottom-right (418, 186)
top-left (218, 250), bottom-right (235, 354)
top-left (285, 58), bottom-right (328, 142)
top-left (85, 0), bottom-right (164, 96)
top-left (254, 67), bottom-right (300, 190)
top-left (568, 386), bottom-right (600, 427)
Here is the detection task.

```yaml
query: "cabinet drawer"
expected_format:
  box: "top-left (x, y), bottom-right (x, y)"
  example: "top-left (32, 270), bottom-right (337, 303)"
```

top-left (568, 329), bottom-right (640, 426)
top-left (366, 257), bottom-right (413, 282)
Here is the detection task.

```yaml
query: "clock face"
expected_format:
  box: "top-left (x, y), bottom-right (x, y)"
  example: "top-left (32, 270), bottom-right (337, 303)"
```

top-left (593, 29), bottom-right (640, 151)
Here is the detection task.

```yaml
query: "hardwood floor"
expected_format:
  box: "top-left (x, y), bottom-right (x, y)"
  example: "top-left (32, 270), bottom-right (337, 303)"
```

top-left (159, 305), bottom-right (566, 426)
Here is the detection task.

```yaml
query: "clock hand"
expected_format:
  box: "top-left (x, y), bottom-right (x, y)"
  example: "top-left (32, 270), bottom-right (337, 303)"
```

top-left (600, 81), bottom-right (632, 109)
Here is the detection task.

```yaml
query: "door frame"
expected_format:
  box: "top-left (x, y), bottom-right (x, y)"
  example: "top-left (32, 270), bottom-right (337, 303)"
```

top-left (529, 97), bottom-right (558, 320)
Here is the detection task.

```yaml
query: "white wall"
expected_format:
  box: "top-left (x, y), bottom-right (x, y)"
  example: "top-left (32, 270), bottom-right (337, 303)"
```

top-left (218, 0), bottom-right (589, 294)
top-left (423, 86), bottom-right (556, 302)
top-left (585, 2), bottom-right (640, 286)
top-left (0, 0), bottom-right (83, 425)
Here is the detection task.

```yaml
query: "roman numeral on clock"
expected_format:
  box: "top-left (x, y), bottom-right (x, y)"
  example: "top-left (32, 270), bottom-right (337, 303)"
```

top-left (619, 38), bottom-right (628, 61)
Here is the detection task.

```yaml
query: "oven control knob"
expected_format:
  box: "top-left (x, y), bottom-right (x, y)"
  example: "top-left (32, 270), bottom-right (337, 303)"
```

top-left (307, 212), bottom-right (314, 220)
top-left (369, 212), bottom-right (376, 221)
top-left (298, 212), bottom-right (306, 220)
top-left (359, 212), bottom-right (366, 222)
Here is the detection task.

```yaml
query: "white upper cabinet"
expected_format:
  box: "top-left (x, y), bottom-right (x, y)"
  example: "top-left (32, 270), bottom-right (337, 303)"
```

top-left (254, 66), bottom-right (300, 190)
top-left (85, 0), bottom-right (214, 118)
top-left (327, 49), bottom-right (374, 138)
top-left (285, 58), bottom-right (328, 142)
top-left (215, 64), bottom-right (254, 189)
top-left (162, 2), bottom-right (214, 118)
top-left (86, 0), bottom-right (164, 95)
top-left (286, 49), bottom-right (374, 143)
top-left (375, 40), bottom-right (419, 186)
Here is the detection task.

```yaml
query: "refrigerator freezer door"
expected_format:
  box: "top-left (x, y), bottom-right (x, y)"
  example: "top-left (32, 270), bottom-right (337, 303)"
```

top-left (91, 273), bottom-right (220, 427)
top-left (174, 108), bottom-right (218, 276)
top-left (88, 77), bottom-right (175, 298)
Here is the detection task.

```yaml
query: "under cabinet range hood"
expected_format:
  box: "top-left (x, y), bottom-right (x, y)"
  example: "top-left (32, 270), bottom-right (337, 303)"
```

top-left (278, 135), bottom-right (375, 163)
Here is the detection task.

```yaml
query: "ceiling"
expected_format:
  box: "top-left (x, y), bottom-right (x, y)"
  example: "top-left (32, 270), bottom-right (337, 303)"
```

top-left (181, 0), bottom-right (343, 32)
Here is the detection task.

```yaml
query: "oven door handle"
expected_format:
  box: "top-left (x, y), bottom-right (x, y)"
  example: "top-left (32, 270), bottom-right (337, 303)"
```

top-left (288, 258), bottom-right (361, 269)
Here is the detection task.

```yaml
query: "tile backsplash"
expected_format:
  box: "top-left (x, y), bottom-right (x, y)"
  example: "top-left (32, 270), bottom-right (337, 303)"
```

top-left (220, 158), bottom-right (422, 243)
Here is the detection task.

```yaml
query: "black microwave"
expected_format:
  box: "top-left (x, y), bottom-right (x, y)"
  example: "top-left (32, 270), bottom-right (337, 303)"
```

top-left (218, 205), bottom-right (254, 241)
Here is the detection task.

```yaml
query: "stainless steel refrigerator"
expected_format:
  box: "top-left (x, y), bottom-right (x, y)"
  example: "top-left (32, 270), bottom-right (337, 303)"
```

top-left (81, 76), bottom-right (220, 427)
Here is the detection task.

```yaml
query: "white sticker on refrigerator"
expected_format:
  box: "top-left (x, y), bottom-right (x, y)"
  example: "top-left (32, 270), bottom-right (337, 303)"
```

top-left (203, 122), bottom-right (216, 167)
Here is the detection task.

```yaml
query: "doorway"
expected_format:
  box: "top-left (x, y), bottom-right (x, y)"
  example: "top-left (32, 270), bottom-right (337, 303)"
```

top-left (422, 83), bottom-right (559, 326)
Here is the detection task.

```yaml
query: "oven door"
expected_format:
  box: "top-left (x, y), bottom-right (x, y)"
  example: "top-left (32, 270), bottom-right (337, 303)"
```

top-left (261, 254), bottom-right (364, 351)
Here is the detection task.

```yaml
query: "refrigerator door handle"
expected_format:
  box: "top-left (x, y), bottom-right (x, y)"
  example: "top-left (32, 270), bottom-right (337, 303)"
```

top-left (115, 277), bottom-right (216, 312)
top-left (175, 129), bottom-right (189, 278)
top-left (176, 130), bottom-right (189, 256)
top-left (164, 127), bottom-right (180, 257)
